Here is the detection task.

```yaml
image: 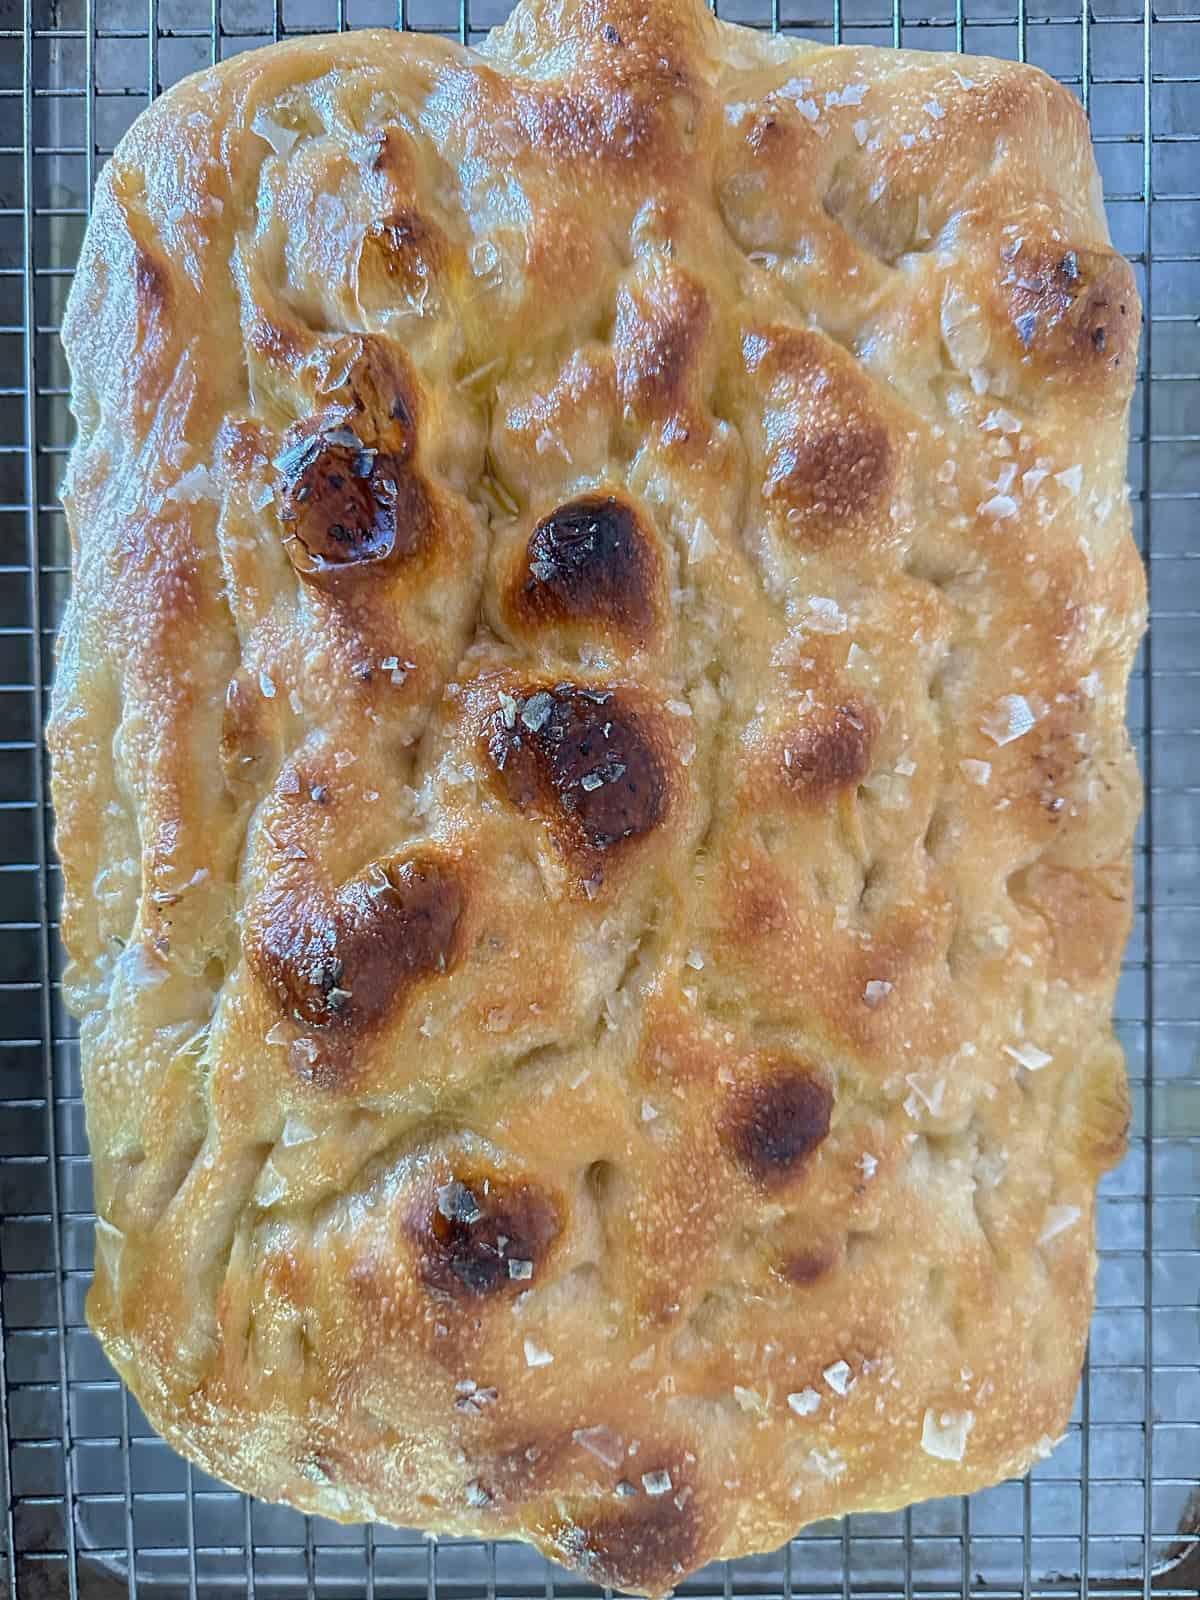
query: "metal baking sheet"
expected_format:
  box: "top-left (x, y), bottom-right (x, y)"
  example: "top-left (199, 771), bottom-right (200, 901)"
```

top-left (1, 0), bottom-right (1197, 1594)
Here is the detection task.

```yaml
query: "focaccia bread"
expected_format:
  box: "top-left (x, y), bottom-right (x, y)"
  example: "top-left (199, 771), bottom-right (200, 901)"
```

top-left (49, 0), bottom-right (1144, 1590)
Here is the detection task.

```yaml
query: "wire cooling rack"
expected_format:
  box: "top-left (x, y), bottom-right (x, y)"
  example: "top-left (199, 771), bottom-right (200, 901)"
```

top-left (1, 0), bottom-right (1197, 1595)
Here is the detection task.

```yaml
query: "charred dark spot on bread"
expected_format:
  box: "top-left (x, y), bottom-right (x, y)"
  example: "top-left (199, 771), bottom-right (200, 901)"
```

top-left (780, 703), bottom-right (876, 801)
top-left (252, 855), bottom-right (463, 1035)
top-left (720, 1065), bottom-right (833, 1187)
top-left (1001, 238), bottom-right (1137, 395)
top-left (487, 684), bottom-right (667, 853)
top-left (546, 1481), bottom-right (701, 1593)
top-left (514, 495), bottom-right (658, 642)
top-left (275, 417), bottom-right (428, 575)
top-left (411, 1170), bottom-right (560, 1301)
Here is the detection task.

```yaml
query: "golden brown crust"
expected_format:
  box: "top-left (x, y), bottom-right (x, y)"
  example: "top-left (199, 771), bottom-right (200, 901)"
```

top-left (49, 0), bottom-right (1143, 1592)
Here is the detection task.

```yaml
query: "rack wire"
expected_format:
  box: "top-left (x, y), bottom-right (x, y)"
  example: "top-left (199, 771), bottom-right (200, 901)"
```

top-left (1, 0), bottom-right (1197, 1594)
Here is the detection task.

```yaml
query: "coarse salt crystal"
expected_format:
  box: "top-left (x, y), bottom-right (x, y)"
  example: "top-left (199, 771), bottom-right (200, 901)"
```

top-left (251, 109), bottom-right (299, 155)
top-left (688, 519), bottom-right (716, 562)
top-left (858, 1152), bottom-right (878, 1180)
top-left (984, 407), bottom-right (1022, 435)
top-left (847, 641), bottom-right (872, 673)
top-left (805, 595), bottom-right (846, 633)
top-left (959, 758), bottom-right (992, 786)
top-left (573, 1426), bottom-right (625, 1468)
top-left (826, 83), bottom-right (868, 106)
top-left (470, 239), bottom-right (501, 280)
top-left (823, 1360), bottom-right (853, 1396)
top-left (980, 493), bottom-right (1019, 520)
top-left (254, 1162), bottom-right (286, 1208)
top-left (853, 118), bottom-right (870, 146)
top-left (921, 1409), bottom-right (974, 1461)
top-left (259, 670), bottom-right (276, 699)
top-left (523, 1339), bottom-right (554, 1368)
top-left (508, 1258), bottom-right (534, 1280)
top-left (165, 463), bottom-right (218, 503)
top-left (1039, 1204), bottom-right (1082, 1244)
top-left (642, 1470), bottom-right (673, 1495)
top-left (895, 756), bottom-right (917, 776)
top-left (788, 1388), bottom-right (821, 1416)
top-left (521, 691), bottom-right (553, 732)
top-left (1056, 464), bottom-right (1084, 495)
top-left (981, 693), bottom-right (1035, 746)
top-left (904, 1073), bottom-right (946, 1117)
top-left (924, 97), bottom-right (945, 118)
top-left (1004, 1040), bottom-right (1053, 1072)
top-left (685, 949), bottom-right (705, 970)
top-left (806, 1448), bottom-right (846, 1482)
top-left (640, 1100), bottom-right (659, 1122)
top-left (863, 979), bottom-right (893, 1007)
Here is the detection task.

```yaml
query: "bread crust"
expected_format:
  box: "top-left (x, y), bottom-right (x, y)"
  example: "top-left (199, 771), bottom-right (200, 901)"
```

top-left (49, 0), bottom-right (1143, 1591)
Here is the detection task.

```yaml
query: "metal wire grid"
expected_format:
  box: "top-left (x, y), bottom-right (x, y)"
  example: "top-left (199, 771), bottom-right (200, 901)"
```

top-left (0, 0), bottom-right (1197, 1594)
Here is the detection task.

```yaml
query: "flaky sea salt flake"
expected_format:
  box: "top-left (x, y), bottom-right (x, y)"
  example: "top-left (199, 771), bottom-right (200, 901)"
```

top-left (806, 595), bottom-right (847, 633)
top-left (1039, 1204), bottom-right (1082, 1244)
top-left (980, 493), bottom-right (1019, 520)
top-left (788, 1388), bottom-right (821, 1416)
top-left (251, 109), bottom-right (299, 155)
top-left (921, 1409), bottom-right (974, 1462)
top-left (1003, 1040), bottom-right (1052, 1072)
top-left (981, 693), bottom-right (1035, 746)
top-left (573, 1425), bottom-right (625, 1469)
top-left (823, 1360), bottom-right (853, 1396)
top-left (959, 758), bottom-right (992, 786)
